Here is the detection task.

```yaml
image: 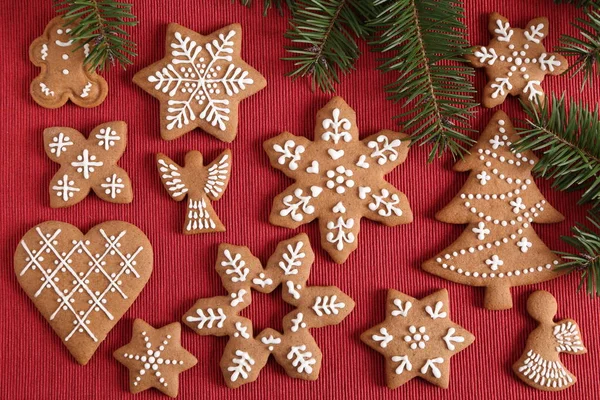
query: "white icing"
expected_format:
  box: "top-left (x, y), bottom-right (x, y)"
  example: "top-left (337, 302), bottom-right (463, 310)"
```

top-left (524, 80), bottom-right (543, 102)
top-left (356, 154), bottom-right (369, 168)
top-left (228, 350), bottom-right (255, 382)
top-left (442, 327), bottom-right (465, 351)
top-left (252, 272), bottom-right (273, 288)
top-left (403, 325), bottom-right (429, 350)
top-left (553, 321), bottom-right (584, 353)
top-left (420, 357), bottom-right (444, 379)
top-left (71, 149), bottom-right (103, 179)
top-left (230, 289), bottom-right (247, 307)
top-left (286, 281), bottom-right (301, 300)
top-left (391, 299), bottom-right (411, 317)
top-left (287, 345), bottom-right (316, 374)
top-left (233, 322), bottom-right (250, 339)
top-left (472, 222), bottom-right (490, 240)
top-left (494, 19), bottom-right (513, 42)
top-left (53, 174), bottom-right (80, 201)
top-left (517, 349), bottom-right (572, 388)
top-left (368, 135), bottom-right (401, 165)
top-left (517, 237), bottom-right (532, 253)
top-left (158, 159), bottom-right (188, 197)
top-left (186, 307), bottom-right (226, 329)
top-left (280, 188), bottom-right (316, 222)
top-left (290, 312), bottom-right (307, 332)
top-left (485, 255), bottom-right (503, 271)
top-left (100, 174), bottom-right (124, 199)
top-left (80, 82), bottom-right (92, 98)
top-left (41, 44), bottom-right (48, 60)
top-left (327, 148), bottom-right (344, 160)
top-left (332, 201), bottom-right (346, 214)
top-left (39, 82), bottom-right (55, 97)
top-left (425, 301), bottom-right (447, 319)
top-left (306, 160), bottom-right (319, 174)
top-left (278, 241), bottom-right (305, 275)
top-left (274, 140), bottom-right (304, 170)
top-left (538, 53), bottom-right (561, 72)
top-left (49, 132), bottom-right (73, 157)
top-left (321, 108), bottom-right (352, 144)
top-left (476, 171), bottom-right (491, 185)
top-left (204, 153), bottom-right (230, 198)
top-left (260, 335), bottom-right (281, 351)
top-left (358, 186), bottom-right (371, 200)
top-left (391, 355), bottom-right (412, 375)
top-left (326, 217), bottom-right (355, 251)
top-left (372, 327), bottom-right (393, 348)
top-left (221, 249), bottom-right (248, 282)
top-left (525, 23), bottom-right (545, 43)
top-left (312, 295), bottom-right (346, 316)
top-left (326, 166), bottom-right (354, 194)
top-left (474, 46), bottom-right (498, 65)
top-left (186, 198), bottom-right (217, 231)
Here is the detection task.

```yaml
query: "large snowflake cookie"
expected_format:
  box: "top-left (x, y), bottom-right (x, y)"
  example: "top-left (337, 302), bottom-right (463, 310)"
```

top-left (14, 221), bottom-right (153, 364)
top-left (44, 121), bottom-right (133, 208)
top-left (513, 291), bottom-right (587, 391)
top-left (423, 111), bottom-right (564, 310)
top-left (182, 234), bottom-right (355, 388)
top-left (264, 97), bottom-right (413, 264)
top-left (114, 320), bottom-right (197, 397)
top-left (361, 289), bottom-right (474, 389)
top-left (30, 17), bottom-right (108, 108)
top-left (156, 149), bottom-right (231, 234)
top-left (133, 23), bottom-right (266, 142)
top-left (466, 12), bottom-right (568, 108)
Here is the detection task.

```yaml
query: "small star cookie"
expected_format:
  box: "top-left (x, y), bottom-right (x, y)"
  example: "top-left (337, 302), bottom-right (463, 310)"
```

top-left (114, 320), bottom-right (197, 397)
top-left (466, 12), bottom-right (568, 108)
top-left (133, 23), bottom-right (267, 142)
top-left (361, 289), bottom-right (474, 389)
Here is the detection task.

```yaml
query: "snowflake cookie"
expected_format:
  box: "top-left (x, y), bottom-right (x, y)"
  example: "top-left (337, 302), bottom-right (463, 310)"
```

top-left (14, 221), bottom-right (153, 364)
top-left (182, 234), bottom-right (355, 388)
top-left (133, 23), bottom-right (267, 142)
top-left (361, 289), bottom-right (474, 389)
top-left (30, 17), bottom-right (108, 108)
top-left (264, 97), bottom-right (413, 264)
top-left (114, 320), bottom-right (198, 397)
top-left (423, 111), bottom-right (565, 310)
top-left (44, 121), bottom-right (133, 207)
top-left (513, 291), bottom-right (587, 391)
top-left (466, 12), bottom-right (568, 108)
top-left (156, 149), bottom-right (231, 233)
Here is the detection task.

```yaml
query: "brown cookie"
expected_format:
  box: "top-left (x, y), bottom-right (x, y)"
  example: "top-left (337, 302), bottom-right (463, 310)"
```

top-left (156, 150), bottom-right (231, 233)
top-left (263, 97), bottom-right (413, 264)
top-left (133, 23), bottom-right (267, 142)
top-left (423, 111), bottom-right (564, 310)
top-left (14, 221), bottom-right (153, 364)
top-left (44, 121), bottom-right (133, 208)
top-left (30, 16), bottom-right (108, 108)
top-left (114, 320), bottom-right (197, 397)
top-left (182, 233), bottom-right (355, 388)
top-left (361, 289), bottom-right (474, 389)
top-left (466, 12), bottom-right (568, 108)
top-left (513, 290), bottom-right (587, 391)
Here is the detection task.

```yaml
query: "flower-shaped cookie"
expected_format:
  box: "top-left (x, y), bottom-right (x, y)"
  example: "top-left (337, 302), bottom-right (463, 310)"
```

top-left (361, 289), bottom-right (474, 389)
top-left (44, 121), bottom-right (132, 207)
top-left (264, 97), bottom-right (413, 263)
top-left (182, 234), bottom-right (355, 388)
top-left (467, 12), bottom-right (568, 108)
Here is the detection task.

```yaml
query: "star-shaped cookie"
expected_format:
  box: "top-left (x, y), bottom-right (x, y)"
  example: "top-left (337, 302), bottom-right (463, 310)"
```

top-left (466, 12), bottom-right (568, 108)
top-left (133, 23), bottom-right (267, 142)
top-left (361, 289), bottom-right (474, 389)
top-left (114, 320), bottom-right (197, 397)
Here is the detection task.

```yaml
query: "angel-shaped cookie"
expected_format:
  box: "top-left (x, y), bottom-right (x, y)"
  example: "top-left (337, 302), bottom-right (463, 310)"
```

top-left (156, 150), bottom-right (231, 233)
top-left (44, 121), bottom-right (132, 207)
top-left (30, 16), bottom-right (108, 108)
top-left (513, 290), bottom-right (586, 391)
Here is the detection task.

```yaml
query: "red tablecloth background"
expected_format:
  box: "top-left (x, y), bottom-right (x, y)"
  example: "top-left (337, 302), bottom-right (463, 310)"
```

top-left (1, 1), bottom-right (598, 399)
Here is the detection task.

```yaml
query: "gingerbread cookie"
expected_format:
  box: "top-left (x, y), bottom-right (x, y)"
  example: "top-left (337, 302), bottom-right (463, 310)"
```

top-left (513, 291), bottom-right (587, 391)
top-left (182, 234), bottom-right (355, 388)
top-left (44, 121), bottom-right (133, 208)
top-left (156, 150), bottom-right (231, 233)
top-left (114, 320), bottom-right (197, 397)
top-left (466, 12), bottom-right (568, 108)
top-left (423, 111), bottom-right (564, 310)
top-left (14, 221), bottom-right (153, 364)
top-left (264, 97), bottom-right (413, 264)
top-left (133, 23), bottom-right (266, 142)
top-left (30, 17), bottom-right (108, 108)
top-left (361, 289), bottom-right (474, 389)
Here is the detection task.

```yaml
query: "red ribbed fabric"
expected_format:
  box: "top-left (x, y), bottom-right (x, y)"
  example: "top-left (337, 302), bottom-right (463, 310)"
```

top-left (1, 1), bottom-right (598, 399)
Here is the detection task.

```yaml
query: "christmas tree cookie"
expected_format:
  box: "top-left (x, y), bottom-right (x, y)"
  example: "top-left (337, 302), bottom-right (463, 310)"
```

top-left (182, 234), bottom-right (355, 388)
top-left (264, 97), bottom-right (413, 263)
top-left (513, 291), bottom-right (586, 391)
top-left (423, 111), bottom-right (564, 310)
top-left (467, 12), bottom-right (568, 108)
top-left (133, 23), bottom-right (267, 142)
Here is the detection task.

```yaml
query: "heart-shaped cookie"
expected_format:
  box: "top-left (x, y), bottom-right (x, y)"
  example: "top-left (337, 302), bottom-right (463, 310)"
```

top-left (14, 221), bottom-right (153, 364)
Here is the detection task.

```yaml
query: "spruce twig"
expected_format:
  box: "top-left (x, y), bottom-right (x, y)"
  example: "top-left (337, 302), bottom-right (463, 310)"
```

top-left (53, 0), bottom-right (137, 71)
top-left (234, 0), bottom-right (294, 15)
top-left (368, 0), bottom-right (478, 161)
top-left (553, 0), bottom-right (600, 8)
top-left (558, 10), bottom-right (600, 88)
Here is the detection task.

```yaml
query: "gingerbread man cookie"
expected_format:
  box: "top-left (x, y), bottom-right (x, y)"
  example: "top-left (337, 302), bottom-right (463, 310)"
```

top-left (466, 13), bottom-right (568, 108)
top-left (30, 17), bottom-right (108, 108)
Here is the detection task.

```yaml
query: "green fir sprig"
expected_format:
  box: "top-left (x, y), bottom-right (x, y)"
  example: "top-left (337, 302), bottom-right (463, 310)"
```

top-left (553, 0), bottom-right (600, 8)
top-left (368, 0), bottom-right (478, 161)
top-left (234, 0), bottom-right (294, 15)
top-left (53, 0), bottom-right (137, 71)
top-left (558, 10), bottom-right (600, 88)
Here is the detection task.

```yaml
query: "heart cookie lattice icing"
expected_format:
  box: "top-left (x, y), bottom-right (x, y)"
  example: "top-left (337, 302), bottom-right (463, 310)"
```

top-left (14, 221), bottom-right (153, 364)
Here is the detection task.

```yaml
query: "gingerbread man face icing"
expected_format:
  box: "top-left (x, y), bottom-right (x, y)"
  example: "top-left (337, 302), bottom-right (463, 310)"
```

top-left (466, 13), bottom-right (568, 108)
top-left (30, 17), bottom-right (108, 108)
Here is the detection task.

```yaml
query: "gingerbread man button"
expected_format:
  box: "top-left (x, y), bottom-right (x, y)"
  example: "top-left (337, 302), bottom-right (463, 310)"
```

top-left (30, 17), bottom-right (108, 108)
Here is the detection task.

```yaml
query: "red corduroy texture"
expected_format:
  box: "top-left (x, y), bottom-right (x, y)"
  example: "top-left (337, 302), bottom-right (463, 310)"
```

top-left (1, 1), bottom-right (598, 399)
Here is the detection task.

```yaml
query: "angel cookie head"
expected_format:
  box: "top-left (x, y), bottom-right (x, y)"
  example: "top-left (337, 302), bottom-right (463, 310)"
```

top-left (29, 16), bottom-right (108, 108)
top-left (466, 13), bottom-right (568, 108)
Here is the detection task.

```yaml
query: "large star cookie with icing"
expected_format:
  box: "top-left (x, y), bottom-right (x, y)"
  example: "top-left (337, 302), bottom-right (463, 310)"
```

top-left (361, 289), bottom-right (474, 389)
top-left (133, 23), bottom-right (267, 142)
top-left (264, 97), bottom-right (413, 264)
top-left (466, 12), bottom-right (568, 108)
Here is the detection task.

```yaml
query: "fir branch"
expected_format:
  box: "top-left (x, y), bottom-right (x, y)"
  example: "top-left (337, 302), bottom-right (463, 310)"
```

top-left (234, 0), bottom-right (294, 15)
top-left (283, 0), bottom-right (375, 92)
top-left (368, 0), bottom-right (478, 162)
top-left (557, 212), bottom-right (600, 296)
top-left (53, 0), bottom-right (137, 71)
top-left (558, 10), bottom-right (600, 88)
top-left (513, 95), bottom-right (600, 208)
top-left (553, 0), bottom-right (600, 8)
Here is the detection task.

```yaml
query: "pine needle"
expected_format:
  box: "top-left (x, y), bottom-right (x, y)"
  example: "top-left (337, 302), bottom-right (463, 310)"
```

top-left (283, 0), bottom-right (375, 92)
top-left (234, 0), bottom-right (294, 15)
top-left (553, 0), bottom-right (600, 8)
top-left (53, 0), bottom-right (137, 71)
top-left (367, 0), bottom-right (478, 162)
